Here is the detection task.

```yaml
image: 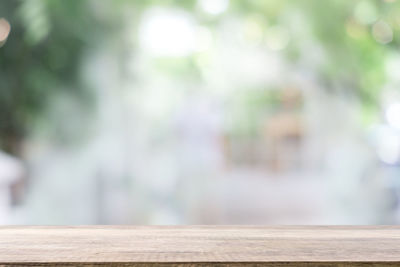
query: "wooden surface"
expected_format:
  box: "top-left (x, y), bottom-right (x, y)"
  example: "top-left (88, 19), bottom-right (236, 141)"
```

top-left (0, 226), bottom-right (400, 266)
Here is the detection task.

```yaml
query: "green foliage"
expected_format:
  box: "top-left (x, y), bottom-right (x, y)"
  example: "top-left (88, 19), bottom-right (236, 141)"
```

top-left (0, 0), bottom-right (104, 153)
top-left (296, 0), bottom-right (398, 124)
top-left (1, 0), bottom-right (399, 153)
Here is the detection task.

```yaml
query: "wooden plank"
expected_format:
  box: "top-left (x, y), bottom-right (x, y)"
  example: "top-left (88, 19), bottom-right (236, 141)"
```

top-left (0, 226), bottom-right (400, 266)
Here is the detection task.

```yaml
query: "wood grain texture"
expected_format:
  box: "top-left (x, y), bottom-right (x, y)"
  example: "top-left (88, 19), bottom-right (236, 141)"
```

top-left (0, 226), bottom-right (399, 266)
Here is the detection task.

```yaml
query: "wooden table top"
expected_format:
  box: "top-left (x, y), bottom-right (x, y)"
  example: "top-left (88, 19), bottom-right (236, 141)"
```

top-left (0, 226), bottom-right (399, 266)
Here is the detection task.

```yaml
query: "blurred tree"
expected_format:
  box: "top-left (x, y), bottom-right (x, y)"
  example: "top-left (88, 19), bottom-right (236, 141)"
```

top-left (229, 0), bottom-right (398, 125)
top-left (0, 0), bottom-right (105, 155)
top-left (0, 0), bottom-right (398, 156)
top-left (298, 0), bottom-right (393, 124)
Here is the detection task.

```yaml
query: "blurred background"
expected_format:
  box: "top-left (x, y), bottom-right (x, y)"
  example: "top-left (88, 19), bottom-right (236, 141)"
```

top-left (1, 0), bottom-right (400, 225)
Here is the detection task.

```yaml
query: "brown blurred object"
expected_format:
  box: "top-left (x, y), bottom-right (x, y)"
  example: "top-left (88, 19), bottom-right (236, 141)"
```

top-left (264, 87), bottom-right (304, 172)
top-left (0, 18), bottom-right (11, 47)
top-left (0, 151), bottom-right (24, 223)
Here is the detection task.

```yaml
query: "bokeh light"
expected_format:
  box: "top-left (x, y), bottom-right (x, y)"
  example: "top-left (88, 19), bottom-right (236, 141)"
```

top-left (197, 0), bottom-right (229, 15)
top-left (372, 20), bottom-right (393, 44)
top-left (0, 18), bottom-right (10, 45)
top-left (139, 8), bottom-right (196, 57)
